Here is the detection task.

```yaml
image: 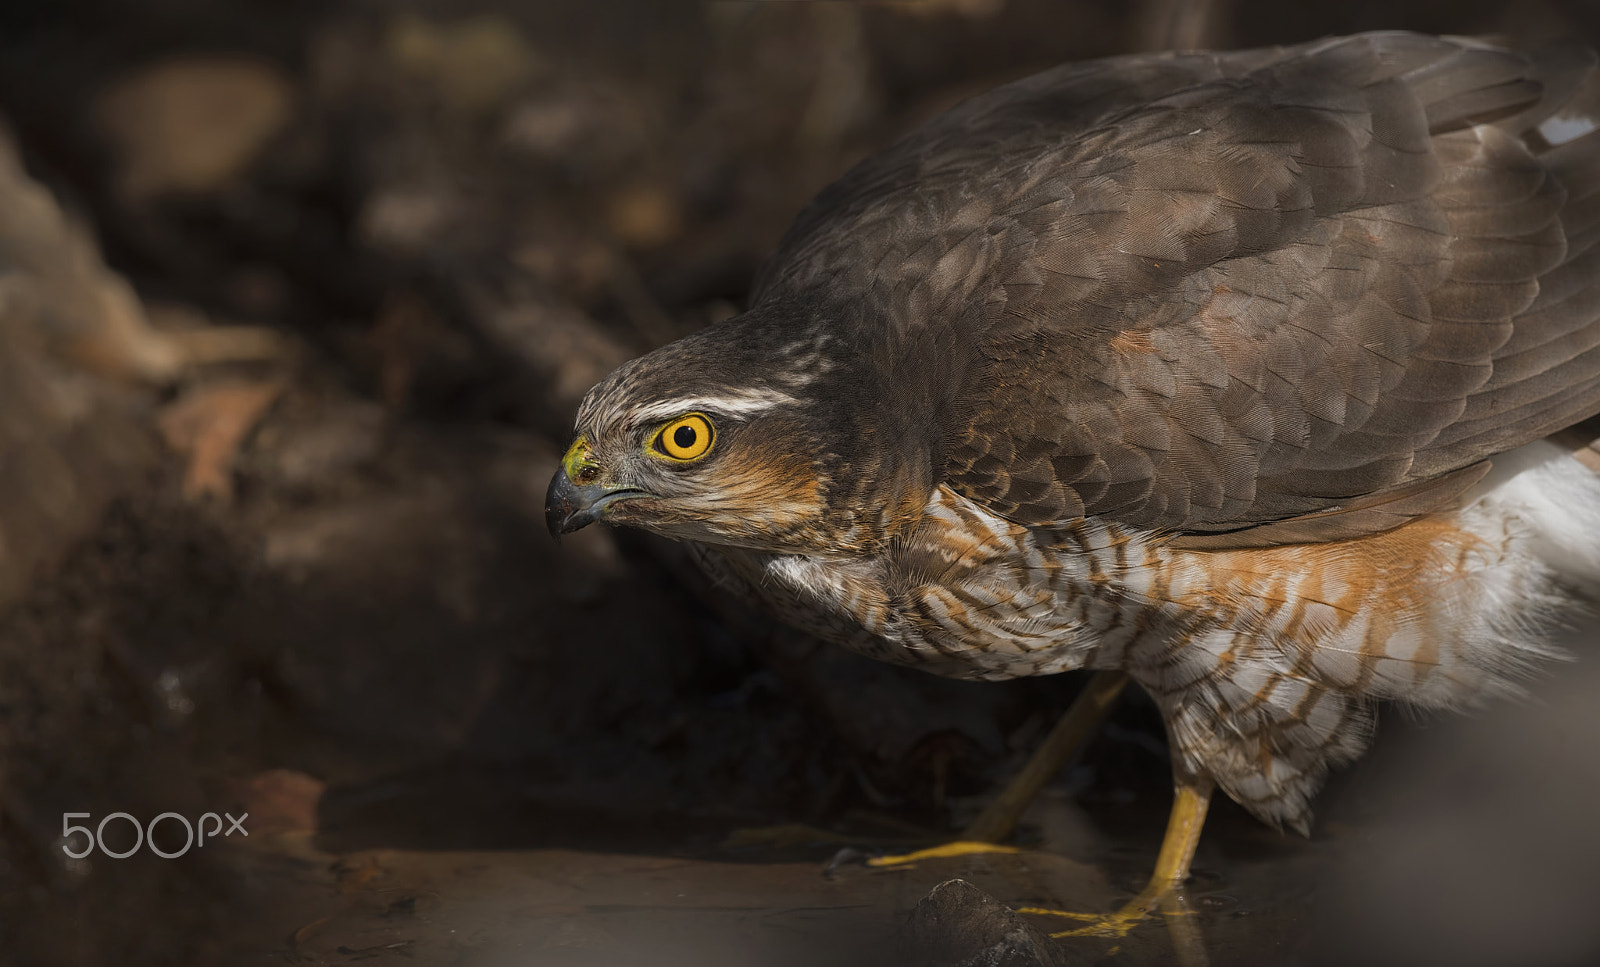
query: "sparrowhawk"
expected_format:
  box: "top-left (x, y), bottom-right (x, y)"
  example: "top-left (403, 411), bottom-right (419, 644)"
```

top-left (546, 31), bottom-right (1600, 925)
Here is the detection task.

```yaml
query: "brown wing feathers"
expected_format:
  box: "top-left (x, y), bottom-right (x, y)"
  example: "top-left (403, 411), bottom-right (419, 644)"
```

top-left (743, 34), bottom-right (1600, 545)
top-left (1430, 105), bottom-right (1600, 462)
top-left (935, 34), bottom-right (1600, 544)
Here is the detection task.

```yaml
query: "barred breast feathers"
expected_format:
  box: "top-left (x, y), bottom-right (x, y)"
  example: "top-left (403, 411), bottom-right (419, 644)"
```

top-left (1148, 437), bottom-right (1600, 828)
top-left (711, 438), bottom-right (1600, 830)
top-left (732, 440), bottom-right (1600, 694)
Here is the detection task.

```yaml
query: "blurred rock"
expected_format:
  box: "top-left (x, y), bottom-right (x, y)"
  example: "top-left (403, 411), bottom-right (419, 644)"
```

top-left (797, 3), bottom-right (877, 148)
top-left (94, 56), bottom-right (296, 201)
top-left (359, 293), bottom-right (477, 409)
top-left (0, 125), bottom-right (160, 611)
top-left (500, 80), bottom-right (653, 171)
top-left (143, 301), bottom-right (290, 370)
top-left (605, 181), bottom-right (686, 250)
top-left (252, 394), bottom-right (388, 492)
top-left (358, 181), bottom-right (470, 256)
top-left (158, 377), bottom-right (286, 501)
top-left (901, 878), bottom-right (1069, 967)
top-left (257, 487), bottom-right (505, 745)
top-left (385, 12), bottom-right (544, 114)
top-left (0, 129), bottom-right (180, 382)
top-left (459, 272), bottom-right (633, 427)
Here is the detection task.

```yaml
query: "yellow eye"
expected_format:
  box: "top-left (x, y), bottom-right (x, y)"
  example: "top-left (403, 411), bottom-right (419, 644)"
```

top-left (655, 413), bottom-right (715, 461)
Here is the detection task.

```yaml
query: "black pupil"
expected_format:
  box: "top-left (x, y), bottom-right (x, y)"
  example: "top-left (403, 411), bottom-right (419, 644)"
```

top-left (673, 424), bottom-right (698, 450)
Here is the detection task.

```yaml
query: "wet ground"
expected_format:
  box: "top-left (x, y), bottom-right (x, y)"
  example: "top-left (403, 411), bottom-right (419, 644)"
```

top-left (1, 2), bottom-right (1599, 965)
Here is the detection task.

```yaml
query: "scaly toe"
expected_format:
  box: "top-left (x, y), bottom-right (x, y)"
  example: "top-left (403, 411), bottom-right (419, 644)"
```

top-left (1021, 903), bottom-right (1150, 939)
top-left (866, 840), bottom-right (1021, 868)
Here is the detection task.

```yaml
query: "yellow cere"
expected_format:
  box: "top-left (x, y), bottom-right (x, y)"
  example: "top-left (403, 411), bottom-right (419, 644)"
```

top-left (561, 436), bottom-right (599, 483)
top-left (657, 413), bottom-right (714, 461)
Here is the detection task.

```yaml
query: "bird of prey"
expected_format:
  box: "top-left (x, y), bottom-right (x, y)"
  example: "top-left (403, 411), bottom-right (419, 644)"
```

top-left (547, 31), bottom-right (1600, 929)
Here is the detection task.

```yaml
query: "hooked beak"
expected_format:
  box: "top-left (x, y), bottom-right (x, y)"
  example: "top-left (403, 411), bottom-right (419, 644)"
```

top-left (544, 437), bottom-right (646, 540)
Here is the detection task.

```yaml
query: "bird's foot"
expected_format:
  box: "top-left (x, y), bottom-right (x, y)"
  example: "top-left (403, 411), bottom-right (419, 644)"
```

top-left (719, 825), bottom-right (1020, 878)
top-left (863, 839), bottom-right (1021, 868)
top-left (1018, 883), bottom-right (1170, 939)
top-left (1022, 778), bottom-right (1214, 944)
top-left (1024, 887), bottom-right (1210, 966)
top-left (825, 839), bottom-right (1018, 878)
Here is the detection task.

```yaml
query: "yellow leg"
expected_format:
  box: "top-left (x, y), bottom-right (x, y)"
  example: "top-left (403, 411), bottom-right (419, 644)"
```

top-left (866, 671), bottom-right (1129, 868)
top-left (1144, 776), bottom-right (1211, 892)
top-left (1019, 777), bottom-right (1214, 939)
top-left (963, 671), bottom-right (1129, 843)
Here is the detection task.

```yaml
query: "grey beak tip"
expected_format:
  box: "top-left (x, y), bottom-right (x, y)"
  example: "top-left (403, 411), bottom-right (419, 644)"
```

top-left (545, 472), bottom-right (574, 542)
top-left (545, 466), bottom-right (638, 541)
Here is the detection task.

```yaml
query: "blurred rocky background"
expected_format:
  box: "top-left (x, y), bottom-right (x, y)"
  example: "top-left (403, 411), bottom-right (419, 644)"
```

top-left (0, 2), bottom-right (1596, 966)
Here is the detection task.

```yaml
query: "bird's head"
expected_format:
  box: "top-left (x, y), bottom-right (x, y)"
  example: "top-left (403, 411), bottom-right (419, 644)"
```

top-left (546, 313), bottom-right (848, 553)
top-left (544, 303), bottom-right (953, 555)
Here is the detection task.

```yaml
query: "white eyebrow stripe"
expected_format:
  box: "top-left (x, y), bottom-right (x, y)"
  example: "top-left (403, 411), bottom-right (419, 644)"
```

top-left (633, 390), bottom-right (800, 423)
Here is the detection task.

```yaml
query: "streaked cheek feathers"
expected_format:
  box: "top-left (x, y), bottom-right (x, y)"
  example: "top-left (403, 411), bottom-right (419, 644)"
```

top-left (611, 447), bottom-right (822, 539)
top-left (692, 448), bottom-right (822, 531)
